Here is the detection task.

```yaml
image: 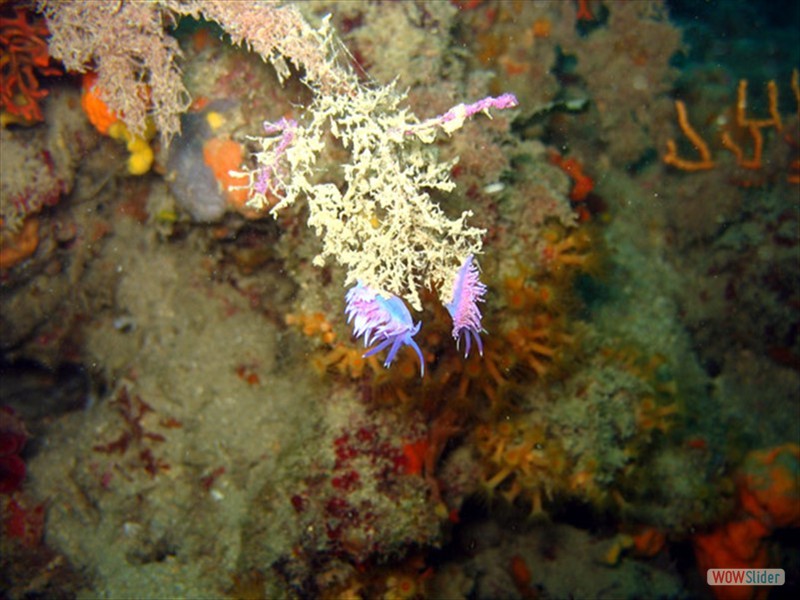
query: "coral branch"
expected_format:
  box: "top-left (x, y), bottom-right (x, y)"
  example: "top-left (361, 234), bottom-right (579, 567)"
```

top-left (0, 8), bottom-right (61, 122)
top-left (721, 124), bottom-right (764, 170)
top-left (663, 100), bottom-right (715, 171)
top-left (665, 73), bottom-right (798, 181)
top-left (736, 79), bottom-right (783, 132)
top-left (723, 78), bottom-right (785, 171)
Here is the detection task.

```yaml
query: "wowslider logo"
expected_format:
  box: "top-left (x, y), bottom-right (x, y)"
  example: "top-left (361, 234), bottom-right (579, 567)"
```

top-left (707, 569), bottom-right (785, 586)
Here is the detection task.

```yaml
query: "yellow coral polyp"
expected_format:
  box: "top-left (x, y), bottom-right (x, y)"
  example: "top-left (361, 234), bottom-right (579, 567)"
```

top-left (542, 229), bottom-right (591, 269)
top-left (286, 311), bottom-right (384, 380)
top-left (286, 312), bottom-right (336, 344)
top-left (602, 534), bottom-right (635, 566)
top-left (205, 110), bottom-right (225, 131)
top-left (432, 346), bottom-right (509, 412)
top-left (383, 574), bottom-right (419, 600)
top-left (312, 344), bottom-right (381, 380)
top-left (636, 396), bottom-right (679, 434)
top-left (126, 136), bottom-right (155, 175)
top-left (476, 420), bottom-right (570, 516)
top-left (505, 322), bottom-right (558, 378)
top-left (504, 275), bottom-right (558, 313)
top-left (537, 225), bottom-right (601, 280)
top-left (108, 120), bottom-right (155, 175)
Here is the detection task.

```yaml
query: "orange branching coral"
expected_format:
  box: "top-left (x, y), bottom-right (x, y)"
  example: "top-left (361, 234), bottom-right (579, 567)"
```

top-left (665, 72), bottom-right (800, 183)
top-left (721, 123), bottom-right (765, 171)
top-left (663, 100), bottom-right (715, 171)
top-left (735, 79), bottom-right (783, 131)
top-left (0, 8), bottom-right (61, 123)
top-left (719, 79), bottom-right (783, 171)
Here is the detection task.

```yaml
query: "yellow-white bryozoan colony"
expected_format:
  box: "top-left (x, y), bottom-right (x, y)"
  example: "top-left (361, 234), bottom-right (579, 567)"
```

top-left (240, 19), bottom-right (516, 310)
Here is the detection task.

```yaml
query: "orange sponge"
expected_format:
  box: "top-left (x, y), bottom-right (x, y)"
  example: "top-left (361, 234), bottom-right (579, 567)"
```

top-left (81, 73), bottom-right (118, 135)
top-left (202, 137), bottom-right (260, 218)
top-left (693, 443), bottom-right (799, 600)
top-left (739, 443), bottom-right (800, 530)
top-left (694, 518), bottom-right (770, 600)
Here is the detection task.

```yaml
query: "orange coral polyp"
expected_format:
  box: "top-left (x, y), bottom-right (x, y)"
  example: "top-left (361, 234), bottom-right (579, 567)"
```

top-left (286, 312), bottom-right (337, 345)
top-left (312, 344), bottom-right (368, 379)
top-left (484, 466), bottom-right (513, 491)
top-left (477, 419), bottom-right (569, 516)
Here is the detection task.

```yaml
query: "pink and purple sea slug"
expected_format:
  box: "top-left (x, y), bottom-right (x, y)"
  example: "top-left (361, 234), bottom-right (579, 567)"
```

top-left (445, 254), bottom-right (487, 358)
top-left (345, 283), bottom-right (426, 376)
top-left (345, 255), bottom-right (488, 377)
top-left (345, 254), bottom-right (486, 376)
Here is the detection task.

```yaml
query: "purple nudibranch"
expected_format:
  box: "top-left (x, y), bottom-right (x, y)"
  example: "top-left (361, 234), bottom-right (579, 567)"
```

top-left (445, 255), bottom-right (487, 358)
top-left (345, 283), bottom-right (425, 376)
top-left (344, 256), bottom-right (487, 376)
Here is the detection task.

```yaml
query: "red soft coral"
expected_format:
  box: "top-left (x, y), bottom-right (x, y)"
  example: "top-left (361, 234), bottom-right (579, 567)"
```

top-left (0, 8), bottom-right (61, 122)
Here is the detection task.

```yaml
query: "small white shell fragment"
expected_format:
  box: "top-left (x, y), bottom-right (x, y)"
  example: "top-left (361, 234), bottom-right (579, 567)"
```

top-left (483, 182), bottom-right (505, 194)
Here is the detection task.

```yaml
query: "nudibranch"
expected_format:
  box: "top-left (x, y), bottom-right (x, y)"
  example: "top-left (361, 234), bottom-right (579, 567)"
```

top-left (345, 282), bottom-right (425, 376)
top-left (445, 255), bottom-right (487, 357)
